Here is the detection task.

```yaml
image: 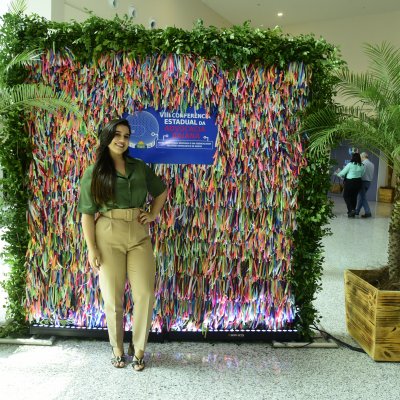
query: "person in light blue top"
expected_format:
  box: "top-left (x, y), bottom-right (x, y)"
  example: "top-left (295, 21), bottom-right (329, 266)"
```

top-left (337, 152), bottom-right (365, 218)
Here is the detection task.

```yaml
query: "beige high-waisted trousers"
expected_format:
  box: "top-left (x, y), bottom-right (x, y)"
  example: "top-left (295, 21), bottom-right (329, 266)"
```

top-left (95, 208), bottom-right (156, 354)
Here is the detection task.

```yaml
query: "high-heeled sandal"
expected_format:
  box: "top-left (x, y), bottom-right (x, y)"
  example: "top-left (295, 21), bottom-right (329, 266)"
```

top-left (128, 343), bottom-right (145, 371)
top-left (132, 354), bottom-right (145, 372)
top-left (111, 348), bottom-right (126, 368)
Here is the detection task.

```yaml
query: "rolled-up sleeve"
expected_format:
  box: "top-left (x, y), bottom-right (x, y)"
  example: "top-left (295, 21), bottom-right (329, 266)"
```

top-left (144, 164), bottom-right (167, 198)
top-left (78, 166), bottom-right (98, 214)
top-left (337, 163), bottom-right (350, 178)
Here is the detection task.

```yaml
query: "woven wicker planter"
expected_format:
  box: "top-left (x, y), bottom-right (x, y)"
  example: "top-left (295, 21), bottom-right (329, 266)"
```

top-left (345, 269), bottom-right (400, 361)
top-left (377, 187), bottom-right (394, 203)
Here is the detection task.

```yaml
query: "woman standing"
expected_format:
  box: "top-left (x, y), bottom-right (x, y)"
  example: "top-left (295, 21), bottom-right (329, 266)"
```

top-left (337, 152), bottom-right (364, 218)
top-left (78, 119), bottom-right (167, 371)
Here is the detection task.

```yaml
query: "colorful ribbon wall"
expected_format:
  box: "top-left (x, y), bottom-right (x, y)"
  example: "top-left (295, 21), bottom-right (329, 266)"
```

top-left (25, 51), bottom-right (309, 332)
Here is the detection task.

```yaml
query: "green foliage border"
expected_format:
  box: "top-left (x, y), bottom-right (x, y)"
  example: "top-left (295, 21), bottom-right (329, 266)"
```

top-left (0, 12), bottom-right (342, 338)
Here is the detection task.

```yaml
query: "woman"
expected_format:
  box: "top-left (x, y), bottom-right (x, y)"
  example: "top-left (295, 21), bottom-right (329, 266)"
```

top-left (78, 119), bottom-right (167, 371)
top-left (337, 152), bottom-right (365, 218)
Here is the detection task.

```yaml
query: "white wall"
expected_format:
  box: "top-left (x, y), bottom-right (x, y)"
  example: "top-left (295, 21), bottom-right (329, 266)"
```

top-left (26, 0), bottom-right (64, 21)
top-left (283, 10), bottom-right (400, 73)
top-left (0, 0), bottom-right (12, 17)
top-left (64, 0), bottom-right (230, 29)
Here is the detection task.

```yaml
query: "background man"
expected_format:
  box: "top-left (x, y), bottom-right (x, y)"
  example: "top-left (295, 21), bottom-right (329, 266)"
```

top-left (355, 152), bottom-right (375, 218)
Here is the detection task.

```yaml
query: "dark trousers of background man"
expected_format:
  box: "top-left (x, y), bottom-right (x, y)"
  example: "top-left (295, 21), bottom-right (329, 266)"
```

top-left (343, 178), bottom-right (362, 216)
top-left (356, 180), bottom-right (371, 216)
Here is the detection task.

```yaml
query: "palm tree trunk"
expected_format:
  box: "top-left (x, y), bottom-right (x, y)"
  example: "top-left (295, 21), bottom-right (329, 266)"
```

top-left (387, 176), bottom-right (400, 285)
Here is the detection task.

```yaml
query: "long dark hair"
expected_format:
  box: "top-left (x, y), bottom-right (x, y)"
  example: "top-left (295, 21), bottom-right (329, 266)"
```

top-left (91, 119), bottom-right (131, 205)
top-left (350, 152), bottom-right (362, 166)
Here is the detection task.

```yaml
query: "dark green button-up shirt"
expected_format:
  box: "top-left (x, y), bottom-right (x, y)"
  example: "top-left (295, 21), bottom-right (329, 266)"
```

top-left (78, 157), bottom-right (166, 214)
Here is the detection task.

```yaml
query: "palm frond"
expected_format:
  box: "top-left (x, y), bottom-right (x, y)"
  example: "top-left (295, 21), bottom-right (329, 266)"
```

top-left (307, 126), bottom-right (346, 155)
top-left (335, 69), bottom-right (397, 110)
top-left (391, 146), bottom-right (400, 171)
top-left (335, 70), bottom-right (374, 103)
top-left (304, 104), bottom-right (395, 161)
top-left (4, 49), bottom-right (42, 73)
top-left (1, 84), bottom-right (82, 116)
top-left (302, 106), bottom-right (345, 155)
top-left (8, 0), bottom-right (27, 15)
top-left (363, 42), bottom-right (400, 99)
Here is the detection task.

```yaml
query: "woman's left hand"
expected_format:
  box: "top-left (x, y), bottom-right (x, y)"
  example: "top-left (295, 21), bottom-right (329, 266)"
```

top-left (138, 209), bottom-right (156, 224)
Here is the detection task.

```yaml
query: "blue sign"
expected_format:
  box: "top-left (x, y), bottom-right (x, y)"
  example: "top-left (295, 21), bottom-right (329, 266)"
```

top-left (122, 107), bottom-right (218, 164)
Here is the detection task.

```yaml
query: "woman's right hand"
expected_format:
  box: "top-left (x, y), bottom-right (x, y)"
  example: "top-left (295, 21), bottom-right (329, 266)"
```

top-left (88, 248), bottom-right (102, 273)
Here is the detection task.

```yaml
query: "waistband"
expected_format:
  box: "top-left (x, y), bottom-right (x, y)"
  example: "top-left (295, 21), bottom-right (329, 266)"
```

top-left (100, 208), bottom-right (141, 221)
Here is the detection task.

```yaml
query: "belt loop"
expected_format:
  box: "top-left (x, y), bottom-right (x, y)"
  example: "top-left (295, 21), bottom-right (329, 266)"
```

top-left (126, 209), bottom-right (133, 221)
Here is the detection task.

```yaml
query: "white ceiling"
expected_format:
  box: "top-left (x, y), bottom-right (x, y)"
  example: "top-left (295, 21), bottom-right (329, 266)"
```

top-left (202, 0), bottom-right (400, 28)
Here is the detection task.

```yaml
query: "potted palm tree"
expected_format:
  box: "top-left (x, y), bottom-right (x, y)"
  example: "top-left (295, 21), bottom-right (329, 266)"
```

top-left (304, 42), bottom-right (400, 361)
top-left (0, 0), bottom-right (82, 337)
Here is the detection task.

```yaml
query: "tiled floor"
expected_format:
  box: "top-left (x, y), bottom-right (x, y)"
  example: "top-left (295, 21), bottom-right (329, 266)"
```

top-left (0, 197), bottom-right (399, 400)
